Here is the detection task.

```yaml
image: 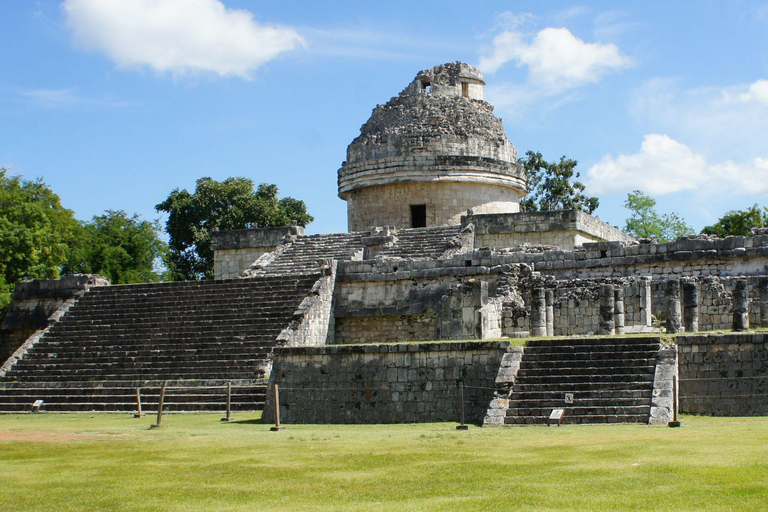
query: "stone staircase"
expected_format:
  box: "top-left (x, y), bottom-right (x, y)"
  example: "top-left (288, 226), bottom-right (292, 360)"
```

top-left (260, 233), bottom-right (367, 275)
top-left (0, 273), bottom-right (321, 412)
top-left (505, 337), bottom-right (661, 425)
top-left (376, 226), bottom-right (465, 260)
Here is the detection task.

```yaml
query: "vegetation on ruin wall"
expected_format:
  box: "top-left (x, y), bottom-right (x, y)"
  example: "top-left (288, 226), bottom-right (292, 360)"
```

top-left (519, 151), bottom-right (599, 214)
top-left (156, 177), bottom-right (313, 281)
top-left (623, 190), bottom-right (694, 241)
top-left (1, 414), bottom-right (767, 511)
top-left (702, 204), bottom-right (768, 237)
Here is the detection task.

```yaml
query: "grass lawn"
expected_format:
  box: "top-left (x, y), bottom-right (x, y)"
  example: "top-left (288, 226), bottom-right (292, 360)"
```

top-left (1, 413), bottom-right (767, 511)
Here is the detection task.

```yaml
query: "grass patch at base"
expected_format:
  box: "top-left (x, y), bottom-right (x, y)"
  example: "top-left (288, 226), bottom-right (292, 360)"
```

top-left (1, 413), bottom-right (767, 511)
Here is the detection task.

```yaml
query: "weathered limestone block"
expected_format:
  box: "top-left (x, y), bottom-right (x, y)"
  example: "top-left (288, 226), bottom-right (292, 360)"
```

top-left (530, 288), bottom-right (547, 337)
top-left (682, 279), bottom-right (699, 332)
top-left (614, 286), bottom-right (625, 335)
top-left (649, 345), bottom-right (677, 425)
top-left (732, 279), bottom-right (750, 331)
top-left (759, 277), bottom-right (768, 328)
top-left (665, 280), bottom-right (682, 334)
top-left (545, 289), bottom-right (554, 337)
top-left (599, 284), bottom-right (615, 335)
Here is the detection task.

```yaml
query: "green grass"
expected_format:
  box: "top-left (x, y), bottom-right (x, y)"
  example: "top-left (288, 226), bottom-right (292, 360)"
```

top-left (1, 414), bottom-right (768, 511)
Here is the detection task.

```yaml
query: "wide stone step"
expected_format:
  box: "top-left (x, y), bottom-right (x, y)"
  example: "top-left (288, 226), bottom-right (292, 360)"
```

top-left (523, 344), bottom-right (661, 356)
top-left (504, 413), bottom-right (649, 425)
top-left (508, 397), bottom-right (652, 408)
top-left (509, 389), bottom-right (651, 401)
top-left (510, 381), bottom-right (654, 393)
top-left (516, 365), bottom-right (656, 378)
top-left (521, 358), bottom-right (657, 369)
top-left (513, 373), bottom-right (654, 385)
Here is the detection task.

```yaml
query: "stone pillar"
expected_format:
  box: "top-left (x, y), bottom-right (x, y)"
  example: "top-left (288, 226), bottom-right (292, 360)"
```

top-left (665, 279), bottom-right (682, 334)
top-left (733, 279), bottom-right (750, 332)
top-left (682, 279), bottom-right (699, 333)
top-left (640, 277), bottom-right (652, 327)
top-left (530, 288), bottom-right (547, 337)
top-left (599, 284), bottom-right (615, 335)
top-left (545, 290), bottom-right (554, 337)
top-left (759, 277), bottom-right (768, 328)
top-left (614, 286), bottom-right (625, 335)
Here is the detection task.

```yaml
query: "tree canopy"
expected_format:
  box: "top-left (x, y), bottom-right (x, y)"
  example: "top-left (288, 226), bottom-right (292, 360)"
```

top-left (64, 210), bottom-right (168, 284)
top-left (0, 169), bottom-right (80, 310)
top-left (519, 151), bottom-right (599, 214)
top-left (701, 204), bottom-right (768, 237)
top-left (623, 190), bottom-right (694, 241)
top-left (156, 177), bottom-right (313, 280)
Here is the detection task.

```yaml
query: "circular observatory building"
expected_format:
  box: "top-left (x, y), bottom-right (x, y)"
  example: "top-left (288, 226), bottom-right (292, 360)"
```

top-left (338, 62), bottom-right (526, 232)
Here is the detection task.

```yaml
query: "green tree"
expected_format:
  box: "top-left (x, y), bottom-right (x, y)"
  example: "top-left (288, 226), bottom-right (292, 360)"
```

top-left (519, 151), bottom-right (599, 214)
top-left (0, 168), bottom-right (80, 311)
top-left (701, 204), bottom-right (768, 237)
top-left (156, 177), bottom-right (313, 280)
top-left (623, 190), bottom-right (695, 241)
top-left (64, 210), bottom-right (168, 284)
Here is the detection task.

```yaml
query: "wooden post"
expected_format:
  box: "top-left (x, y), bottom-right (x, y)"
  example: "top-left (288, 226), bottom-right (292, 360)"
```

top-left (669, 366), bottom-right (681, 428)
top-left (456, 381), bottom-right (468, 430)
top-left (134, 387), bottom-right (144, 418)
top-left (221, 382), bottom-right (233, 422)
top-left (151, 381), bottom-right (167, 428)
top-left (270, 384), bottom-right (285, 431)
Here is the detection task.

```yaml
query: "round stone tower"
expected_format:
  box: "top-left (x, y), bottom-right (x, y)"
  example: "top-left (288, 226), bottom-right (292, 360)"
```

top-left (338, 62), bottom-right (526, 232)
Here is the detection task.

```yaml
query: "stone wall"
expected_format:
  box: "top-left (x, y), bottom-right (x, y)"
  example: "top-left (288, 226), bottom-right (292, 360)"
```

top-left (345, 180), bottom-right (521, 231)
top-left (649, 276), bottom-right (766, 331)
top-left (464, 210), bottom-right (633, 251)
top-left (262, 341), bottom-right (507, 424)
top-left (276, 262), bottom-right (337, 347)
top-left (335, 314), bottom-right (435, 344)
top-left (678, 333), bottom-right (768, 416)
top-left (211, 226), bottom-right (303, 280)
top-left (0, 274), bottom-right (109, 363)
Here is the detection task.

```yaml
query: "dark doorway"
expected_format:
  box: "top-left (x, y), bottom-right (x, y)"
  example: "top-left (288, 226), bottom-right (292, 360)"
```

top-left (410, 204), bottom-right (426, 228)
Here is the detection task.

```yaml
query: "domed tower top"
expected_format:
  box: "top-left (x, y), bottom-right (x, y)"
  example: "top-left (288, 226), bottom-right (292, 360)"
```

top-left (338, 62), bottom-right (526, 232)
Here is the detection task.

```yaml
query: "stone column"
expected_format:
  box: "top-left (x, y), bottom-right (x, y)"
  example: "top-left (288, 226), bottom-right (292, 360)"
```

top-left (759, 277), bottom-right (768, 328)
top-left (614, 286), bottom-right (625, 335)
top-left (733, 279), bottom-right (750, 332)
top-left (682, 279), bottom-right (699, 332)
top-left (530, 288), bottom-right (547, 337)
top-left (545, 290), bottom-right (554, 337)
top-left (665, 279), bottom-right (682, 334)
top-left (599, 284), bottom-right (615, 335)
top-left (640, 277), bottom-right (652, 327)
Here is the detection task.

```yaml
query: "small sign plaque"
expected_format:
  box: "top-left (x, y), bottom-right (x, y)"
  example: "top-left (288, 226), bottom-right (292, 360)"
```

top-left (565, 393), bottom-right (574, 404)
top-left (549, 408), bottom-right (565, 421)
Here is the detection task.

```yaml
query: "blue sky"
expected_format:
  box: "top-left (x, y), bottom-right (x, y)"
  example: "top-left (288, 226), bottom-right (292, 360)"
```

top-left (2, 0), bottom-right (767, 236)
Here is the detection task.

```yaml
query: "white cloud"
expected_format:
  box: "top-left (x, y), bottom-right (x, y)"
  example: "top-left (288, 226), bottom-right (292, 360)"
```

top-left (62, 0), bottom-right (306, 79)
top-left (22, 88), bottom-right (133, 109)
top-left (478, 25), bottom-right (633, 91)
top-left (739, 79), bottom-right (768, 106)
top-left (630, 78), bottom-right (768, 162)
top-left (587, 134), bottom-right (768, 196)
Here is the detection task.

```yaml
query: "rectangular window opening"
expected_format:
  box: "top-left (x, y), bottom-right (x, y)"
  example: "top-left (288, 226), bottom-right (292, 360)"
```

top-left (461, 82), bottom-right (469, 98)
top-left (410, 204), bottom-right (427, 228)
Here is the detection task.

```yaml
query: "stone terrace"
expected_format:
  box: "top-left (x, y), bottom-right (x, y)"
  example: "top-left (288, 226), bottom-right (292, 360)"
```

top-left (246, 226), bottom-right (468, 276)
top-left (0, 273), bottom-right (321, 412)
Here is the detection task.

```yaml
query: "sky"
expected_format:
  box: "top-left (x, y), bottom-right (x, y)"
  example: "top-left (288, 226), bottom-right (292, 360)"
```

top-left (1, 0), bottom-right (767, 236)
